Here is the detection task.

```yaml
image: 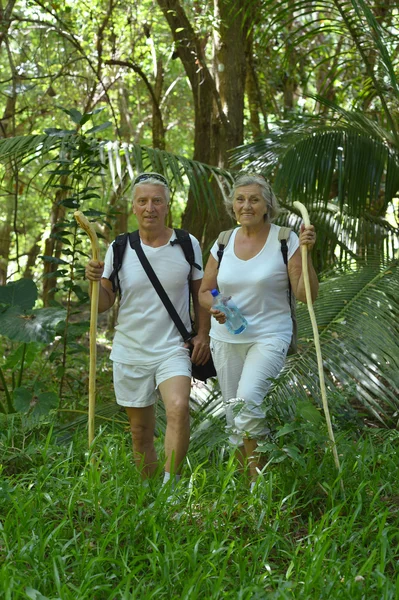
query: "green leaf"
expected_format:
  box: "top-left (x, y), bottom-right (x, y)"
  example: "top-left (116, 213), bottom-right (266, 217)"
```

top-left (58, 199), bottom-right (80, 208)
top-left (72, 285), bottom-right (89, 303)
top-left (39, 255), bottom-right (68, 265)
top-left (42, 269), bottom-right (68, 279)
top-left (44, 128), bottom-right (76, 136)
top-left (4, 342), bottom-right (42, 370)
top-left (296, 400), bottom-right (323, 425)
top-left (0, 279), bottom-right (37, 310)
top-left (60, 107), bottom-right (83, 124)
top-left (274, 422), bottom-right (300, 438)
top-left (79, 113), bottom-right (92, 126)
top-left (66, 320), bottom-right (90, 338)
top-left (85, 121), bottom-right (112, 134)
top-left (25, 587), bottom-right (51, 600)
top-left (0, 307), bottom-right (66, 343)
top-left (282, 445), bottom-right (306, 467)
top-left (32, 391), bottom-right (59, 417)
top-left (0, 479), bottom-right (11, 501)
top-left (13, 387), bottom-right (32, 413)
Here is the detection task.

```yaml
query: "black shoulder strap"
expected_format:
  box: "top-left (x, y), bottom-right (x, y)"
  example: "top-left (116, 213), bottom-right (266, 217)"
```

top-left (170, 228), bottom-right (201, 272)
top-left (278, 227), bottom-right (292, 303)
top-left (129, 231), bottom-right (193, 343)
top-left (280, 238), bottom-right (288, 266)
top-left (217, 229), bottom-right (235, 269)
top-left (109, 232), bottom-right (129, 295)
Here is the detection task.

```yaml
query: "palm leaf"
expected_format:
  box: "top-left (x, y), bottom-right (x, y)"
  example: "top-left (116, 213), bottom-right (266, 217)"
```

top-left (269, 259), bottom-right (399, 425)
top-left (276, 204), bottom-right (398, 270)
top-left (0, 133), bottom-right (233, 215)
top-left (232, 119), bottom-right (399, 215)
top-left (0, 133), bottom-right (64, 163)
top-left (257, 0), bottom-right (399, 124)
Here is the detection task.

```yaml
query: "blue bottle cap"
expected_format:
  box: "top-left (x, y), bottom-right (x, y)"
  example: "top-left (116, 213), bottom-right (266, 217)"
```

top-left (210, 289), bottom-right (219, 297)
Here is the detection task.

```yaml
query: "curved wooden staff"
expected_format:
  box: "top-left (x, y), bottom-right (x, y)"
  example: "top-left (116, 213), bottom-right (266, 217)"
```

top-left (74, 211), bottom-right (100, 447)
top-left (293, 201), bottom-right (342, 483)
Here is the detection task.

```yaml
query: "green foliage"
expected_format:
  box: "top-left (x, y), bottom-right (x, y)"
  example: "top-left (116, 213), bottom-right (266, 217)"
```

top-left (0, 278), bottom-right (66, 344)
top-left (268, 259), bottom-right (399, 424)
top-left (0, 306), bottom-right (66, 344)
top-left (0, 279), bottom-right (63, 416)
top-left (232, 0), bottom-right (399, 272)
top-left (1, 425), bottom-right (399, 598)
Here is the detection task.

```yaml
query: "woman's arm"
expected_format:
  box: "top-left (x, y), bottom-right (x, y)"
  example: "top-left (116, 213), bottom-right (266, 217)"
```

top-left (288, 225), bottom-right (319, 304)
top-left (198, 254), bottom-right (227, 324)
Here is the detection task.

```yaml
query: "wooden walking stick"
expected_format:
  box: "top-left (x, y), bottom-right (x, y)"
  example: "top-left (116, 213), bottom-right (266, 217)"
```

top-left (74, 211), bottom-right (100, 448)
top-left (293, 201), bottom-right (343, 486)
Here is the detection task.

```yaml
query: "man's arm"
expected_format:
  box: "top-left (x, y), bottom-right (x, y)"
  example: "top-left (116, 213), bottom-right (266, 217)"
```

top-left (190, 278), bottom-right (211, 365)
top-left (85, 259), bottom-right (116, 313)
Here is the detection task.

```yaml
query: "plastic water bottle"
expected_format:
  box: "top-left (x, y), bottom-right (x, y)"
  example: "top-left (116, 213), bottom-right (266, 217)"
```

top-left (211, 289), bottom-right (248, 335)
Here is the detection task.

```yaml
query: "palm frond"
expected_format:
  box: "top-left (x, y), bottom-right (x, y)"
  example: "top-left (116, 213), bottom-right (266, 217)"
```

top-left (270, 259), bottom-right (399, 425)
top-left (257, 0), bottom-right (399, 120)
top-left (276, 204), bottom-right (398, 269)
top-left (232, 119), bottom-right (399, 216)
top-left (0, 134), bottom-right (63, 163)
top-left (0, 133), bottom-right (234, 216)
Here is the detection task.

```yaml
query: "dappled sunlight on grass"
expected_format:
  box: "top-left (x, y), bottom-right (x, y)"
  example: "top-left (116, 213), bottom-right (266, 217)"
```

top-left (1, 424), bottom-right (399, 598)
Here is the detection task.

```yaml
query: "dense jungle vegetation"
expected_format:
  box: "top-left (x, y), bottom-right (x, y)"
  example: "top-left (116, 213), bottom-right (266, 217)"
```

top-left (0, 0), bottom-right (398, 597)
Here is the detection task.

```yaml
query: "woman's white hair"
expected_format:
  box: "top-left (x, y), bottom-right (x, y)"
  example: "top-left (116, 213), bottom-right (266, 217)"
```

top-left (224, 174), bottom-right (280, 222)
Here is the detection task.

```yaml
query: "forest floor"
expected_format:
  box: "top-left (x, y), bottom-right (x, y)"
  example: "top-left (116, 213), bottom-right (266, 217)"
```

top-left (1, 417), bottom-right (399, 599)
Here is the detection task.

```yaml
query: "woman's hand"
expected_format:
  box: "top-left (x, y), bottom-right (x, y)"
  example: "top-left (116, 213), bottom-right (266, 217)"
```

top-left (85, 259), bottom-right (105, 282)
top-left (299, 224), bottom-right (316, 250)
top-left (210, 307), bottom-right (227, 324)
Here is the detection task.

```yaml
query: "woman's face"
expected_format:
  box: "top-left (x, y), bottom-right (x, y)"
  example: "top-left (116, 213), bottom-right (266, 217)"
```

top-left (233, 184), bottom-right (268, 225)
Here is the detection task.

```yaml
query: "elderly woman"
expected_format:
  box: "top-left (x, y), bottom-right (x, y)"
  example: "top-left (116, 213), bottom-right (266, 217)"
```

top-left (199, 174), bottom-right (319, 490)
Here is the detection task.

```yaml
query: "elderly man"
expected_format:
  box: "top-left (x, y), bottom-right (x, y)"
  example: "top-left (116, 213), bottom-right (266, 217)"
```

top-left (85, 173), bottom-right (210, 491)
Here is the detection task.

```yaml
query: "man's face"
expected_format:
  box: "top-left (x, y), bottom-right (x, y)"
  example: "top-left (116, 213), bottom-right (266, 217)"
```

top-left (132, 184), bottom-right (169, 230)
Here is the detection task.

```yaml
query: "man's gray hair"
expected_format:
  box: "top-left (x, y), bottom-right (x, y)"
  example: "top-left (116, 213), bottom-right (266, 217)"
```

top-left (132, 175), bottom-right (170, 204)
top-left (225, 174), bottom-right (280, 222)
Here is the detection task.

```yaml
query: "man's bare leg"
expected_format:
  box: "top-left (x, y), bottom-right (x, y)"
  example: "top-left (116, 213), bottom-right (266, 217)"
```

top-left (158, 375), bottom-right (191, 476)
top-left (126, 405), bottom-right (157, 479)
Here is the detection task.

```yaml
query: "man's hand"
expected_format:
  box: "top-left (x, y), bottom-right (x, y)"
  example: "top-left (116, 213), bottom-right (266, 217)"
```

top-left (188, 333), bottom-right (210, 366)
top-left (86, 259), bottom-right (105, 281)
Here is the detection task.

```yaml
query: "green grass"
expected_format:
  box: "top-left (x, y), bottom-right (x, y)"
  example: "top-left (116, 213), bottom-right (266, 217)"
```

top-left (1, 421), bottom-right (399, 599)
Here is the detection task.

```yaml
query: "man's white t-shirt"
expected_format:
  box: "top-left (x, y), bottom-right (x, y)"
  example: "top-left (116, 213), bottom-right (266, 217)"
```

top-left (209, 224), bottom-right (299, 345)
top-left (103, 231), bottom-right (203, 365)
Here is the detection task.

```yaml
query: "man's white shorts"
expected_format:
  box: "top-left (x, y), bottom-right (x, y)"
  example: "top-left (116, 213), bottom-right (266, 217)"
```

top-left (113, 348), bottom-right (192, 408)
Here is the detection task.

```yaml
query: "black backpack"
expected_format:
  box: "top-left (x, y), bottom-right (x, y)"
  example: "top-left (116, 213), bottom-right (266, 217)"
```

top-left (216, 227), bottom-right (298, 355)
top-left (109, 228), bottom-right (202, 296)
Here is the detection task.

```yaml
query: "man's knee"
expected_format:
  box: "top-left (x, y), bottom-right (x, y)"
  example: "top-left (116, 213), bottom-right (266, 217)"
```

top-left (165, 396), bottom-right (189, 426)
top-left (130, 422), bottom-right (154, 450)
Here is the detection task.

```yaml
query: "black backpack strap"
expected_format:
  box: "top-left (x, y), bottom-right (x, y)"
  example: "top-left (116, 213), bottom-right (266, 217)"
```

top-left (109, 232), bottom-right (129, 295)
top-left (278, 226), bottom-right (292, 302)
top-left (216, 229), bottom-right (235, 269)
top-left (170, 228), bottom-right (202, 272)
top-left (129, 231), bottom-right (193, 343)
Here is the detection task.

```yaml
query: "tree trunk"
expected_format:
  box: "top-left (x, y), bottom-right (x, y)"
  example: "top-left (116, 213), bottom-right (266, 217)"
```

top-left (23, 233), bottom-right (42, 279)
top-left (42, 191), bottom-right (66, 306)
top-left (157, 0), bottom-right (249, 248)
top-left (0, 188), bottom-right (13, 285)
